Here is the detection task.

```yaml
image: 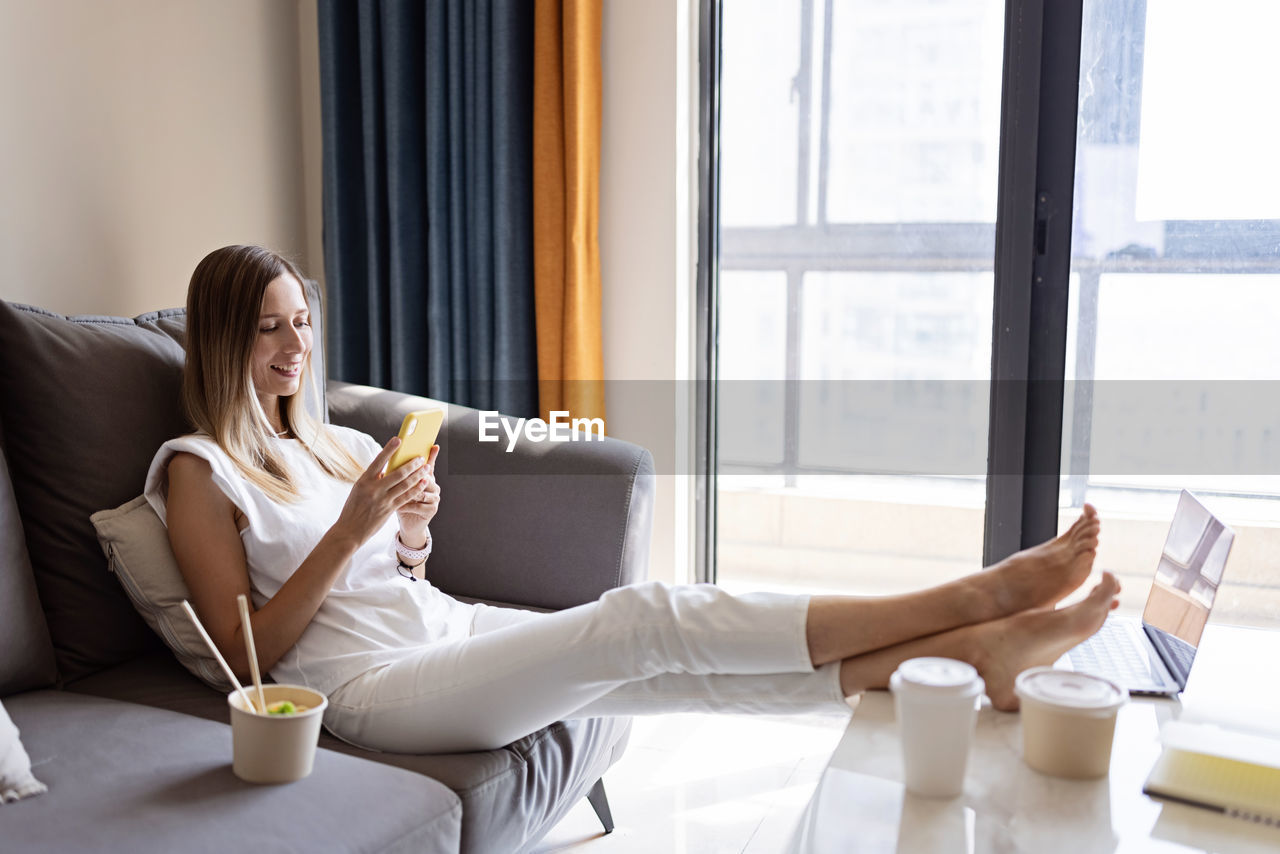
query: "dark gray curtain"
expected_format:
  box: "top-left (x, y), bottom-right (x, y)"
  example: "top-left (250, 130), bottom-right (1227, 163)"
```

top-left (318, 0), bottom-right (537, 416)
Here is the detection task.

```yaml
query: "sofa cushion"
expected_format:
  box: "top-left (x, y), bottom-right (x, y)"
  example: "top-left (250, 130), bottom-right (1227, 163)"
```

top-left (71, 652), bottom-right (632, 854)
top-left (90, 495), bottom-right (231, 692)
top-left (4, 690), bottom-right (461, 853)
top-left (0, 285), bottom-right (326, 684)
top-left (0, 430), bottom-right (56, 695)
top-left (0, 301), bottom-right (188, 682)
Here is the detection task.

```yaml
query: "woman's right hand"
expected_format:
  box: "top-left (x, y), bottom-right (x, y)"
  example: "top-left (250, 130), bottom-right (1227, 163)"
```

top-left (333, 437), bottom-right (428, 546)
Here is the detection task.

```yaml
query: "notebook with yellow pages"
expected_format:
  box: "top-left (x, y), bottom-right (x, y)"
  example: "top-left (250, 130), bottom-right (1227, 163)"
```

top-left (1143, 719), bottom-right (1280, 826)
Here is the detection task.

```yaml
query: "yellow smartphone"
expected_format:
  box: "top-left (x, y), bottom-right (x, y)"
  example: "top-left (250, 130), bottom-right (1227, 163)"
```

top-left (385, 408), bottom-right (444, 473)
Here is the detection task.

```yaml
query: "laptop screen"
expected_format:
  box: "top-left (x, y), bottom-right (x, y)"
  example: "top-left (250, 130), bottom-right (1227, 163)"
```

top-left (1142, 490), bottom-right (1236, 680)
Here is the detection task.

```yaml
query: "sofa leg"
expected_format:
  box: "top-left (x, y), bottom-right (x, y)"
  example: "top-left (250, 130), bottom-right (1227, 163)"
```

top-left (586, 778), bottom-right (615, 834)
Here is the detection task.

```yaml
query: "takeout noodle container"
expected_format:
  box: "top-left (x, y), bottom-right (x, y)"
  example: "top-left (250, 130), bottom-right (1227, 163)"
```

top-left (227, 684), bottom-right (327, 784)
top-left (1015, 667), bottom-right (1126, 779)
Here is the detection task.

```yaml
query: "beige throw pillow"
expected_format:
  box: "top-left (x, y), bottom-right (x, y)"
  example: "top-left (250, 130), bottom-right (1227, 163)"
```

top-left (90, 496), bottom-right (231, 692)
top-left (0, 698), bottom-right (47, 804)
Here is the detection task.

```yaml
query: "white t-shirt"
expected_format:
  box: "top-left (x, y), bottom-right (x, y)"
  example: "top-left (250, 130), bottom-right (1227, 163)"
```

top-left (144, 425), bottom-right (477, 697)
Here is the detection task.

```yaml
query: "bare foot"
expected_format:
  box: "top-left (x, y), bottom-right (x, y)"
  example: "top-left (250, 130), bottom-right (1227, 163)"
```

top-left (965, 571), bottom-right (1121, 710)
top-left (972, 504), bottom-right (1101, 620)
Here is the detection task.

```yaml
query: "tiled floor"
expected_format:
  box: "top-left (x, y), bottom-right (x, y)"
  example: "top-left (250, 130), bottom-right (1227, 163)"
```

top-left (532, 708), bottom-right (853, 853)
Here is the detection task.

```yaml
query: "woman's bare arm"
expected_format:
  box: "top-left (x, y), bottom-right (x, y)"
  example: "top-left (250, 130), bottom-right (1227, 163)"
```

top-left (165, 438), bottom-right (427, 680)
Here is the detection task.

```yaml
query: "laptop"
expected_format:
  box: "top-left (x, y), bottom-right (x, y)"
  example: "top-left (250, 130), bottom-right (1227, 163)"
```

top-left (1059, 490), bottom-right (1235, 696)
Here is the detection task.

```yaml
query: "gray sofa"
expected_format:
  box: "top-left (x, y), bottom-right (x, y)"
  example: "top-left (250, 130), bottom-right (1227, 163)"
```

top-left (0, 295), bottom-right (655, 852)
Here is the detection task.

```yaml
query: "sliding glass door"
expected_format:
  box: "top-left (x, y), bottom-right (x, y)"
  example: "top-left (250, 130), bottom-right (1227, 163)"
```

top-left (714, 0), bottom-right (1006, 596)
top-left (706, 0), bottom-right (1280, 629)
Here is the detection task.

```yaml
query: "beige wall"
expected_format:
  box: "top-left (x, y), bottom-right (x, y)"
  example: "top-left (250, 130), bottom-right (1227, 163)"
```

top-left (0, 0), bottom-right (315, 317)
top-left (599, 0), bottom-right (699, 585)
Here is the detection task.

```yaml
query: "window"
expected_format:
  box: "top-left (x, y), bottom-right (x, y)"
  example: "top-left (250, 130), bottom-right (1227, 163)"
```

top-left (1058, 0), bottom-right (1280, 626)
top-left (706, 0), bottom-right (1280, 630)
top-left (715, 0), bottom-right (1004, 597)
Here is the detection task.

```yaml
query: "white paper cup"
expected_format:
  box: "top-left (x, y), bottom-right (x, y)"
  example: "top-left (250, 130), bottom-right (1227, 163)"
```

top-left (889, 657), bottom-right (985, 798)
top-left (1014, 667), bottom-right (1126, 779)
top-left (227, 684), bottom-right (327, 784)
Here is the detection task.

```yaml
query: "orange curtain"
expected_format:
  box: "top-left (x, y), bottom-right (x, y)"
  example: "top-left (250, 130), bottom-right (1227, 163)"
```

top-left (532, 0), bottom-right (605, 427)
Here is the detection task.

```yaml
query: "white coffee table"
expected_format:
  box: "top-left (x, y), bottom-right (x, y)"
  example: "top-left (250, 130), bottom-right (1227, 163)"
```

top-left (787, 624), bottom-right (1280, 853)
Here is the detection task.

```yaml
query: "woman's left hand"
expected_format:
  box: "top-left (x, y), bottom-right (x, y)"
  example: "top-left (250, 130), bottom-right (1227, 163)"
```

top-left (396, 444), bottom-right (441, 542)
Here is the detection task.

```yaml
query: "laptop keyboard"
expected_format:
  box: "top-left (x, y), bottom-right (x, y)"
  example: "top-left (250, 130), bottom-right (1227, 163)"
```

top-left (1067, 620), bottom-right (1167, 690)
top-left (1158, 631), bottom-right (1196, 675)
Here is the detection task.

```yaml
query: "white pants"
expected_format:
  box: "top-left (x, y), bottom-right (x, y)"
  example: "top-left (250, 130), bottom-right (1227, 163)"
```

top-left (324, 581), bottom-right (848, 754)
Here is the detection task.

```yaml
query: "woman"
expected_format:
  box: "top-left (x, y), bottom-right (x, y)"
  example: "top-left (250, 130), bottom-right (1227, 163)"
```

top-left (147, 245), bottom-right (1120, 755)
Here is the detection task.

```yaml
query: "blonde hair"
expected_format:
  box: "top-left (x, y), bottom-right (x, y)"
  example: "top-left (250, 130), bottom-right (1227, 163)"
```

top-left (183, 245), bottom-right (364, 503)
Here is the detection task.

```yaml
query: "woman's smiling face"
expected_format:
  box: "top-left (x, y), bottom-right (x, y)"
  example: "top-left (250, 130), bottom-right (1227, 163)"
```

top-left (251, 275), bottom-right (312, 417)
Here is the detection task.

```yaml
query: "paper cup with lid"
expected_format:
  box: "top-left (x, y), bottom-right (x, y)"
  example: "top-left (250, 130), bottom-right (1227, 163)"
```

top-left (889, 656), bottom-right (986, 797)
top-left (1014, 667), bottom-right (1126, 779)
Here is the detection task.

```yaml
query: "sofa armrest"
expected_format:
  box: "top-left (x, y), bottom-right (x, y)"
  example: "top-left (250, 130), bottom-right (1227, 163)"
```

top-left (327, 380), bottom-right (654, 610)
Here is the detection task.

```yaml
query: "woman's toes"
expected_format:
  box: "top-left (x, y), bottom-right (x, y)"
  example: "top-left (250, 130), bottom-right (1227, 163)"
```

top-left (1082, 574), bottom-right (1111, 604)
top-left (1098, 570), bottom-right (1120, 597)
top-left (1073, 526), bottom-right (1100, 553)
top-left (1069, 572), bottom-right (1120, 628)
